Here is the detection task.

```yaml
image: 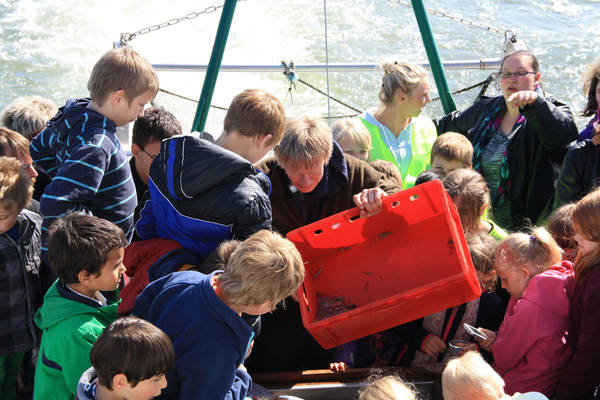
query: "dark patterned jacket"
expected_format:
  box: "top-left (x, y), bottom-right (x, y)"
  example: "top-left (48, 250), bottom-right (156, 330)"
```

top-left (0, 209), bottom-right (42, 354)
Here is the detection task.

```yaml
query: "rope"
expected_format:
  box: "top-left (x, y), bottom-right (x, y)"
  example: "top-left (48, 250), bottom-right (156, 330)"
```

top-left (388, 0), bottom-right (508, 36)
top-left (156, 88), bottom-right (228, 111)
top-left (323, 0), bottom-right (332, 119)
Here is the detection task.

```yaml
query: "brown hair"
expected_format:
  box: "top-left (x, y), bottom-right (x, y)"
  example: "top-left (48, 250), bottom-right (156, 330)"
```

top-left (431, 132), bottom-right (473, 168)
top-left (379, 61), bottom-right (428, 105)
top-left (494, 227), bottom-right (562, 276)
top-left (223, 89), bottom-right (286, 147)
top-left (0, 127), bottom-right (33, 163)
top-left (0, 157), bottom-right (33, 213)
top-left (467, 233), bottom-right (498, 291)
top-left (443, 169), bottom-right (489, 233)
top-left (91, 316), bottom-right (175, 390)
top-left (571, 187), bottom-right (600, 285)
top-left (215, 230), bottom-right (304, 308)
top-left (87, 46), bottom-right (159, 106)
top-left (48, 213), bottom-right (128, 284)
top-left (500, 50), bottom-right (540, 74)
top-left (546, 203), bottom-right (577, 252)
top-left (581, 59), bottom-right (600, 117)
top-left (1, 96), bottom-right (57, 140)
top-left (274, 116), bottom-right (333, 169)
top-left (369, 159), bottom-right (402, 188)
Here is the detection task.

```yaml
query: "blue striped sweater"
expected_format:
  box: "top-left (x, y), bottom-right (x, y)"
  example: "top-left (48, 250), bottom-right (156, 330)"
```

top-left (30, 98), bottom-right (136, 252)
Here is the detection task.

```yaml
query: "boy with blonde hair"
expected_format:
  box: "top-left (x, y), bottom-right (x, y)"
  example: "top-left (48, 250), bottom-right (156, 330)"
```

top-left (30, 46), bottom-right (158, 255)
top-left (77, 316), bottom-right (175, 400)
top-left (332, 118), bottom-right (372, 161)
top-left (133, 230), bottom-right (305, 400)
top-left (1, 95), bottom-right (58, 141)
top-left (0, 157), bottom-right (42, 400)
top-left (34, 214), bottom-right (127, 399)
top-left (430, 131), bottom-right (473, 174)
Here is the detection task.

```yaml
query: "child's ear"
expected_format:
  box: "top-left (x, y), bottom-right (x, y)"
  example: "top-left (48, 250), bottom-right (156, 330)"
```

top-left (76, 270), bottom-right (91, 285)
top-left (131, 143), bottom-right (141, 158)
top-left (111, 90), bottom-right (128, 107)
top-left (112, 373), bottom-right (129, 390)
top-left (255, 133), bottom-right (273, 150)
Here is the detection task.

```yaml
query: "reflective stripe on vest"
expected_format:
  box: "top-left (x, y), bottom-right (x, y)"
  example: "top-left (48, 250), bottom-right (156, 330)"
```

top-left (361, 115), bottom-right (437, 189)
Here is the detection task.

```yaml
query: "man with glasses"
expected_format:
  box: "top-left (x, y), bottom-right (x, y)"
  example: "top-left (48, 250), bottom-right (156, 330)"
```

top-left (130, 106), bottom-right (181, 225)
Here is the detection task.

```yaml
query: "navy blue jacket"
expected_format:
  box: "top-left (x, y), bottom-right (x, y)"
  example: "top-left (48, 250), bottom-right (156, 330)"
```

top-left (30, 98), bottom-right (137, 249)
top-left (133, 271), bottom-right (253, 400)
top-left (136, 134), bottom-right (272, 259)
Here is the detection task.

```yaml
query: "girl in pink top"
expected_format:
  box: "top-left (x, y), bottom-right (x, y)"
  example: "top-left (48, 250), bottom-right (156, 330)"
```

top-left (476, 227), bottom-right (573, 396)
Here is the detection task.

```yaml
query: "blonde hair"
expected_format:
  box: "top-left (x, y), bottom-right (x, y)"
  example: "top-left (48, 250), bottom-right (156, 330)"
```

top-left (442, 351), bottom-right (505, 400)
top-left (87, 46), bottom-right (159, 106)
top-left (494, 227), bottom-right (562, 275)
top-left (358, 375), bottom-right (420, 400)
top-left (431, 132), bottom-right (473, 168)
top-left (274, 116), bottom-right (333, 168)
top-left (581, 59), bottom-right (600, 117)
top-left (0, 127), bottom-right (33, 164)
top-left (443, 169), bottom-right (489, 233)
top-left (369, 159), bottom-right (403, 188)
top-left (332, 118), bottom-right (372, 153)
top-left (1, 96), bottom-right (57, 140)
top-left (215, 230), bottom-right (305, 308)
top-left (379, 61), bottom-right (428, 105)
top-left (571, 187), bottom-right (600, 285)
top-left (0, 156), bottom-right (33, 213)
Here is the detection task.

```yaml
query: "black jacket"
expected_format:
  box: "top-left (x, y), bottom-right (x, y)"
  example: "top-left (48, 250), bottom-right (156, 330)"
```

top-left (136, 133), bottom-right (272, 259)
top-left (435, 95), bottom-right (578, 230)
top-left (553, 140), bottom-right (600, 210)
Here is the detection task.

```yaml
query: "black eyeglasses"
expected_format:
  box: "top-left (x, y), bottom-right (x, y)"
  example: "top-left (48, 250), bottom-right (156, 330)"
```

top-left (499, 71), bottom-right (536, 79)
top-left (141, 147), bottom-right (159, 160)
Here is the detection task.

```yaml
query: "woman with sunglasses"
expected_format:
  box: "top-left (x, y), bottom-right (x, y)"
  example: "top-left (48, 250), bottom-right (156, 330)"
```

top-left (435, 50), bottom-right (578, 232)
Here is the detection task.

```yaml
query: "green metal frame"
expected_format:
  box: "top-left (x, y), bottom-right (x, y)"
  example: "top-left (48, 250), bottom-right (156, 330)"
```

top-left (411, 0), bottom-right (456, 114)
top-left (192, 0), bottom-right (238, 132)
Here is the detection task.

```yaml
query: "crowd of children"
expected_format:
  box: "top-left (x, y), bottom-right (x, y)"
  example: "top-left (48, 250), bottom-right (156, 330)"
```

top-left (0, 43), bottom-right (599, 400)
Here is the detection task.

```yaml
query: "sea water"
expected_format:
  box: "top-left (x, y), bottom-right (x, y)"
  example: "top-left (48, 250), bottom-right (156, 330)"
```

top-left (0, 0), bottom-right (598, 135)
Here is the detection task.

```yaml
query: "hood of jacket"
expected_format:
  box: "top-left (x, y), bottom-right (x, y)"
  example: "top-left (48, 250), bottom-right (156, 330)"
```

top-left (76, 367), bottom-right (98, 400)
top-left (520, 260), bottom-right (574, 317)
top-left (150, 134), bottom-right (271, 201)
top-left (46, 98), bottom-right (116, 143)
top-left (34, 280), bottom-right (119, 330)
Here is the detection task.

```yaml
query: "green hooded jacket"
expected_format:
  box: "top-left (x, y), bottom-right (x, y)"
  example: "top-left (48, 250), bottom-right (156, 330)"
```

top-left (33, 281), bottom-right (119, 399)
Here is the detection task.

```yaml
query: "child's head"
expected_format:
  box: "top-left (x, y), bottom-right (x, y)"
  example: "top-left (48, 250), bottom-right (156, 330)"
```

top-left (494, 227), bottom-right (562, 298)
top-left (415, 169), bottom-right (445, 186)
top-left (0, 127), bottom-right (38, 179)
top-left (87, 46), bottom-right (159, 126)
top-left (442, 351), bottom-right (506, 400)
top-left (358, 375), bottom-right (420, 400)
top-left (546, 203), bottom-right (578, 262)
top-left (131, 106), bottom-right (181, 185)
top-left (571, 187), bottom-right (600, 285)
top-left (369, 159), bottom-right (402, 188)
top-left (222, 89), bottom-right (286, 162)
top-left (0, 157), bottom-right (33, 234)
top-left (443, 169), bottom-right (489, 233)
top-left (331, 118), bottom-right (372, 161)
top-left (48, 213), bottom-right (128, 289)
top-left (215, 230), bottom-right (304, 314)
top-left (275, 116), bottom-right (333, 193)
top-left (581, 59), bottom-right (600, 117)
top-left (467, 233), bottom-right (499, 292)
top-left (91, 316), bottom-right (175, 399)
top-left (1, 96), bottom-right (58, 140)
top-left (430, 132), bottom-right (473, 173)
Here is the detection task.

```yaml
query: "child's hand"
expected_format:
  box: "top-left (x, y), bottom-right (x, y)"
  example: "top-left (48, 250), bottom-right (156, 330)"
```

top-left (422, 334), bottom-right (447, 357)
top-left (475, 328), bottom-right (497, 351)
top-left (353, 188), bottom-right (386, 218)
top-left (329, 361), bottom-right (348, 373)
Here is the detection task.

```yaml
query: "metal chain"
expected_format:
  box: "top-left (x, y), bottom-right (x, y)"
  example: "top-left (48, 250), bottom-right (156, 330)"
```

top-left (120, 3), bottom-right (226, 45)
top-left (388, 0), bottom-right (508, 36)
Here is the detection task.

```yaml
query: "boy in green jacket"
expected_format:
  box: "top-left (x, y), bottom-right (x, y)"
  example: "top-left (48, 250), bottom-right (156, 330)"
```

top-left (33, 214), bottom-right (127, 399)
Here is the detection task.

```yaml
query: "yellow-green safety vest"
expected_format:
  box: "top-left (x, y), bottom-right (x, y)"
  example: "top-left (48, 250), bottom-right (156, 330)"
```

top-left (361, 115), bottom-right (437, 189)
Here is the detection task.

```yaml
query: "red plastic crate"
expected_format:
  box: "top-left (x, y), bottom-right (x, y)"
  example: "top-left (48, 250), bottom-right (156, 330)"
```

top-left (286, 180), bottom-right (481, 349)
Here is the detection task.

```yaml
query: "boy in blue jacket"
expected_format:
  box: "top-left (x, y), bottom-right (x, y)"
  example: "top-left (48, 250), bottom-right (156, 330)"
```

top-left (133, 230), bottom-right (305, 400)
top-left (30, 46), bottom-right (159, 255)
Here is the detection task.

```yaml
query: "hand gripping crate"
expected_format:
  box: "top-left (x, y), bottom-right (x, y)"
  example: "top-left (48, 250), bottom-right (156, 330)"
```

top-left (286, 180), bottom-right (481, 349)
